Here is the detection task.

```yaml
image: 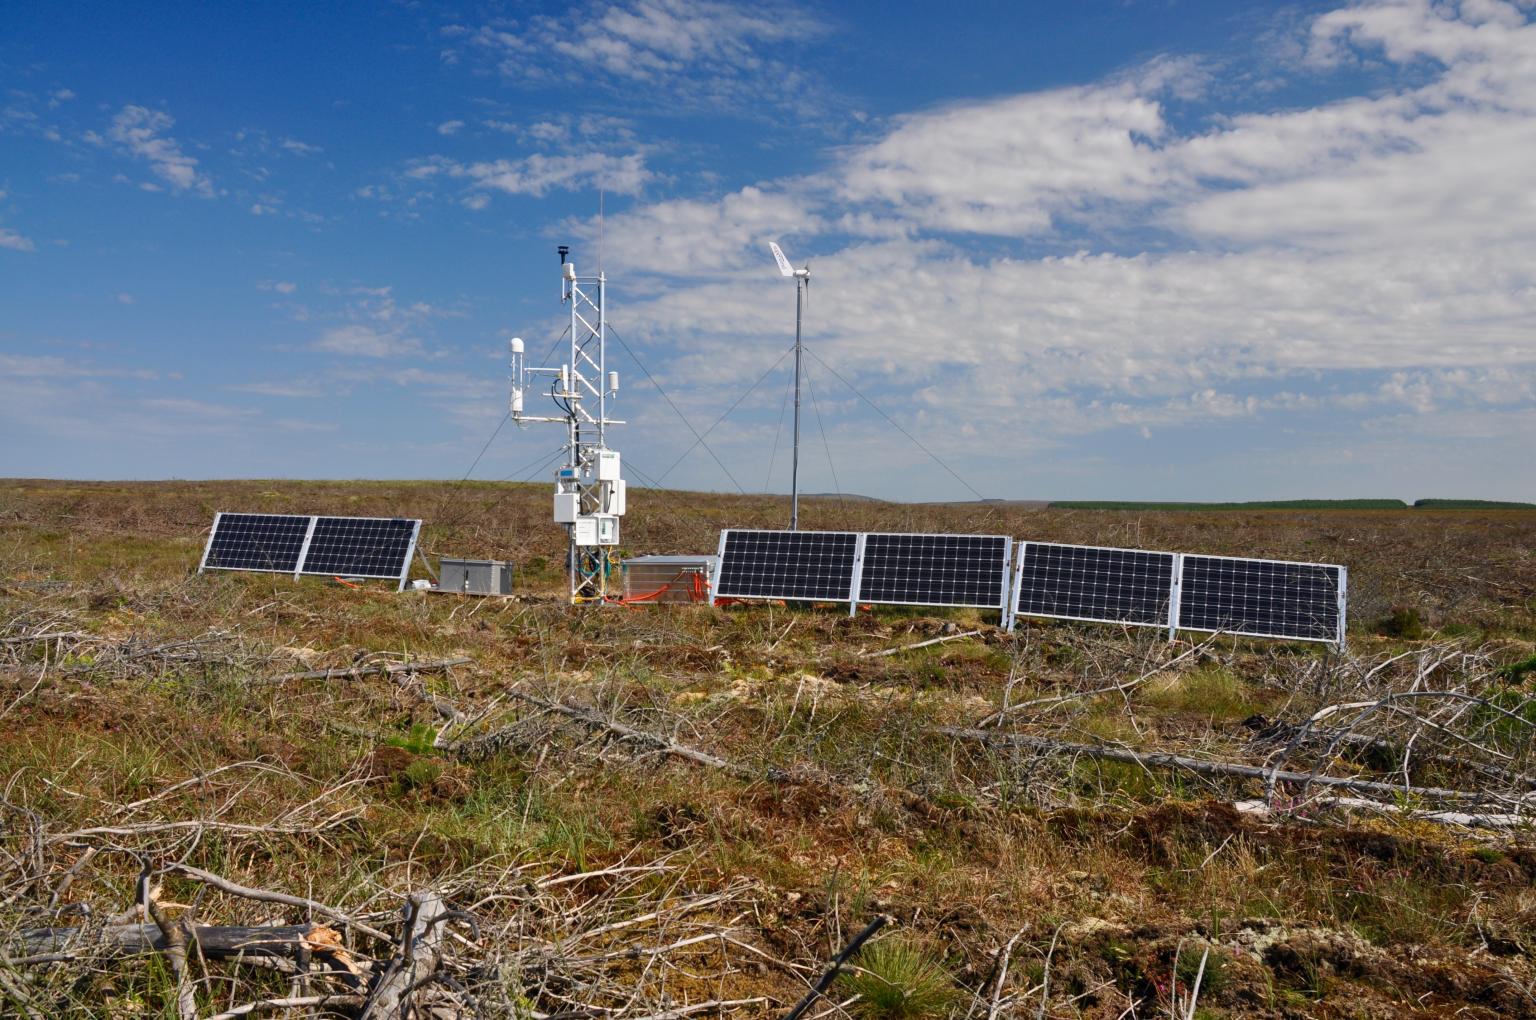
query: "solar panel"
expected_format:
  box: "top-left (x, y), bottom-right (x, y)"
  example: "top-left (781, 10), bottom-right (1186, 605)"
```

top-left (1177, 554), bottom-right (1345, 643)
top-left (198, 512), bottom-right (422, 590)
top-left (712, 529), bottom-right (859, 603)
top-left (1014, 542), bottom-right (1175, 628)
top-left (200, 513), bottom-right (312, 574)
top-left (301, 517), bottom-right (421, 581)
top-left (858, 533), bottom-right (1011, 610)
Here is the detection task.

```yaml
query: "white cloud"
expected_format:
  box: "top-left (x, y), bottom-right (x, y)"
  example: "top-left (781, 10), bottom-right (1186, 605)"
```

top-left (116, 293), bottom-right (135, 304)
top-left (107, 105), bottom-right (214, 196)
top-left (311, 324), bottom-right (423, 358)
top-left (437, 119), bottom-right (465, 135)
top-left (408, 151), bottom-right (652, 201)
top-left (0, 227), bottom-right (35, 252)
top-left (464, 0), bottom-right (825, 113)
top-left (229, 379), bottom-right (327, 398)
top-left (48, 88), bottom-right (75, 108)
top-left (0, 354), bottom-right (158, 380)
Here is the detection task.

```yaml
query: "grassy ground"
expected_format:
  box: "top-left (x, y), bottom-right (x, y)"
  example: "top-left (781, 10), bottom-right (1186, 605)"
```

top-left (2, 479), bottom-right (1534, 1019)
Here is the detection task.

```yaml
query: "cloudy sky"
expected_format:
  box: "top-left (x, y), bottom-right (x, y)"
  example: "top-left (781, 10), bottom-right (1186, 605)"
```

top-left (3, 0), bottom-right (1534, 501)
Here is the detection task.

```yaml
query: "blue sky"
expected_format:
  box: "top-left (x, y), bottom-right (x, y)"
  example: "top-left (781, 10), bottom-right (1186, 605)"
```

top-left (3, 0), bottom-right (1534, 501)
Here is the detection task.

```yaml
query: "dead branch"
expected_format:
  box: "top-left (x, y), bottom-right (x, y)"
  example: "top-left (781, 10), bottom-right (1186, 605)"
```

top-left (935, 727), bottom-right (1527, 809)
top-left (507, 690), bottom-right (772, 782)
top-left (862, 630), bottom-right (981, 659)
top-left (164, 863), bottom-right (393, 942)
top-left (358, 892), bottom-right (454, 1019)
top-left (262, 657), bottom-right (472, 684)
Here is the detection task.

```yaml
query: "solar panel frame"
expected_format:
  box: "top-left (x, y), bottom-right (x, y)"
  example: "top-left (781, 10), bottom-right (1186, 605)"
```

top-left (297, 516), bottom-right (422, 589)
top-left (1175, 552), bottom-right (1347, 645)
top-left (198, 512), bottom-right (315, 576)
top-left (856, 532), bottom-right (1013, 615)
top-left (1012, 541), bottom-right (1177, 630)
top-left (710, 528), bottom-right (861, 606)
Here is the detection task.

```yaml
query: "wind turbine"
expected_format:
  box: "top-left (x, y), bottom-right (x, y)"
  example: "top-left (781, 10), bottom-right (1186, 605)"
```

top-left (768, 241), bottom-right (810, 530)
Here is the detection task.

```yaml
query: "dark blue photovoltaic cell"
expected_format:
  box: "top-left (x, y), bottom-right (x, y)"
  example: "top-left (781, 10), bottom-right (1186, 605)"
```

top-left (203, 514), bottom-right (310, 573)
top-left (1015, 543), bottom-right (1174, 627)
top-left (859, 533), bottom-right (1008, 608)
top-left (301, 517), bottom-right (418, 579)
top-left (1178, 555), bottom-right (1341, 641)
top-left (715, 530), bottom-right (857, 602)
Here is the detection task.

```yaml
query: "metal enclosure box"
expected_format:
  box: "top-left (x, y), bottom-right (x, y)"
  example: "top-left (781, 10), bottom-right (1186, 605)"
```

top-left (438, 557), bottom-right (515, 596)
top-left (553, 492), bottom-right (580, 523)
top-left (623, 555), bottom-right (718, 604)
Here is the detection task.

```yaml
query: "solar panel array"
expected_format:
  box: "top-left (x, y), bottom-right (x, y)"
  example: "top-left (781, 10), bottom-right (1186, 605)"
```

top-left (713, 530), bottom-right (859, 602)
top-left (1178, 554), bottom-right (1344, 642)
top-left (1014, 543), bottom-right (1174, 628)
top-left (859, 533), bottom-right (1011, 611)
top-left (1009, 540), bottom-right (1346, 645)
top-left (712, 529), bottom-right (1012, 616)
top-left (199, 512), bottom-right (421, 590)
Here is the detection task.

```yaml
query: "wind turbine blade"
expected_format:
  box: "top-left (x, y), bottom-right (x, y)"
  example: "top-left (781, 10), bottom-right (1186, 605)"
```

top-left (768, 241), bottom-right (794, 278)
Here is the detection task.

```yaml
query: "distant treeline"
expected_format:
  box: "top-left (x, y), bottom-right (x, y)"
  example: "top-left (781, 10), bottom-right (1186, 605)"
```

top-left (1412, 498), bottom-right (1536, 509)
top-left (1049, 498), bottom-right (1535, 511)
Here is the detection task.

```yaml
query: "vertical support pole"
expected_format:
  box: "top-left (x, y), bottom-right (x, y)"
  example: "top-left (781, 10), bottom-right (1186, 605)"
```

top-left (999, 538), bottom-right (1015, 631)
top-left (789, 275), bottom-right (803, 531)
top-left (1008, 542), bottom-right (1027, 634)
top-left (848, 532), bottom-right (866, 617)
top-left (1335, 565), bottom-right (1349, 653)
top-left (293, 516), bottom-right (319, 581)
top-left (197, 512), bottom-right (223, 573)
top-left (1167, 553), bottom-right (1184, 642)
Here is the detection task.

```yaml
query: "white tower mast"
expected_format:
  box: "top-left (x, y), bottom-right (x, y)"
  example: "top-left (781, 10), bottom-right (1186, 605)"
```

top-left (769, 242), bottom-right (809, 531)
top-left (509, 246), bottom-right (626, 602)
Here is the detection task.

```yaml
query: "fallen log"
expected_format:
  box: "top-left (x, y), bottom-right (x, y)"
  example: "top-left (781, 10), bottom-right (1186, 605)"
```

top-left (13, 921), bottom-right (363, 985)
top-left (933, 727), bottom-right (1523, 807)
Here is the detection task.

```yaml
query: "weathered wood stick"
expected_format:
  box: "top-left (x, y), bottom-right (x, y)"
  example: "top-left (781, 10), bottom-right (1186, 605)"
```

top-left (263, 657), bottom-right (471, 684)
top-left (509, 690), bottom-right (771, 781)
top-left (862, 630), bottom-right (981, 659)
top-left (934, 727), bottom-right (1517, 805)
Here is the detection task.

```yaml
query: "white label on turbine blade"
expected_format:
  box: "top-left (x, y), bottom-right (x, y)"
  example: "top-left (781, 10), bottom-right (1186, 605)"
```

top-left (769, 242), bottom-right (793, 277)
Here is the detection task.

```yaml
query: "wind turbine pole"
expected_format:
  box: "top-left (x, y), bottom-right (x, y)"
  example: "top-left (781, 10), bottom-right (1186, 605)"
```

top-left (767, 241), bottom-right (809, 531)
top-left (791, 270), bottom-right (803, 531)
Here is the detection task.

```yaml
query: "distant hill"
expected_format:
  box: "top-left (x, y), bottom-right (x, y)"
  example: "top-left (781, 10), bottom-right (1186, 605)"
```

top-left (1049, 499), bottom-right (1409, 511)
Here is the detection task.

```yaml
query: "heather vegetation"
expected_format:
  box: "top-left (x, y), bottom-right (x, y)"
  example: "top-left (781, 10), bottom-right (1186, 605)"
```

top-left (2, 479), bottom-right (1534, 1019)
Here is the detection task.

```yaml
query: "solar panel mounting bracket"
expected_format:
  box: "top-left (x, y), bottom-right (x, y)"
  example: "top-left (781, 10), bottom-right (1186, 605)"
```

top-left (707, 529), bottom-right (728, 607)
top-left (197, 512), bottom-right (223, 574)
top-left (397, 519), bottom-right (422, 592)
top-left (1167, 552), bottom-right (1184, 641)
top-left (292, 516), bottom-right (320, 582)
top-left (999, 537), bottom-right (1015, 631)
top-left (847, 533), bottom-right (868, 617)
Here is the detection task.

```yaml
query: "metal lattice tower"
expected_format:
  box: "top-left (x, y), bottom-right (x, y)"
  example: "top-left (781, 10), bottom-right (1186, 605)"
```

top-left (510, 247), bottom-right (626, 603)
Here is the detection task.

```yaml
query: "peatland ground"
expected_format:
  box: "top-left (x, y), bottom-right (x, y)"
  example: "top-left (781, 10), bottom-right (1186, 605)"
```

top-left (2, 478), bottom-right (1534, 1019)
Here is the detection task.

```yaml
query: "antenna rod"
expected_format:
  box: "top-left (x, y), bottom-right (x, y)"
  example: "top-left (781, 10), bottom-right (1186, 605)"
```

top-left (790, 272), bottom-right (803, 531)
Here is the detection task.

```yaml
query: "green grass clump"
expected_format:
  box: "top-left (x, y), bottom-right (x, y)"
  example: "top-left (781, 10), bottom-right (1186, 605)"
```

top-left (840, 938), bottom-right (957, 1020)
